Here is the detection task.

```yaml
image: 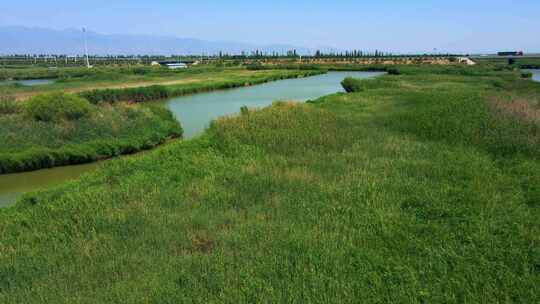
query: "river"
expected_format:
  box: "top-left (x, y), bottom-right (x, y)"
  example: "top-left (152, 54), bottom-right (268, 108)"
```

top-left (525, 69), bottom-right (540, 82)
top-left (164, 71), bottom-right (384, 138)
top-left (0, 71), bottom-right (383, 207)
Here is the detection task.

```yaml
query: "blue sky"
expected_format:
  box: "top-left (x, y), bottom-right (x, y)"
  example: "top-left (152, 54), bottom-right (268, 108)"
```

top-left (1, 0), bottom-right (539, 53)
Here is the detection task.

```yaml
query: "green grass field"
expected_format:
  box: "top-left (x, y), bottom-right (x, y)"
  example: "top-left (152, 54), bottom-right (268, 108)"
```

top-left (0, 94), bottom-right (182, 173)
top-left (473, 57), bottom-right (540, 69)
top-left (0, 65), bottom-right (539, 302)
top-left (0, 66), bottom-right (324, 101)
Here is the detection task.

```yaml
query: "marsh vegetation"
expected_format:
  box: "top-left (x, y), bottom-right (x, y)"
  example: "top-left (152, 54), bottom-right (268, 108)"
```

top-left (0, 66), bottom-right (324, 101)
top-left (1, 64), bottom-right (538, 302)
top-left (0, 93), bottom-right (182, 173)
top-left (0, 67), bottom-right (324, 174)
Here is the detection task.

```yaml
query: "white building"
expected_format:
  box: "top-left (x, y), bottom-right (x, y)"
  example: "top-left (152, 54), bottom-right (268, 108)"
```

top-left (157, 62), bottom-right (188, 69)
top-left (457, 57), bottom-right (476, 65)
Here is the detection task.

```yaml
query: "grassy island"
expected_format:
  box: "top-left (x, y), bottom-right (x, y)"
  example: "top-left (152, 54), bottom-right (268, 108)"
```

top-left (0, 93), bottom-right (182, 173)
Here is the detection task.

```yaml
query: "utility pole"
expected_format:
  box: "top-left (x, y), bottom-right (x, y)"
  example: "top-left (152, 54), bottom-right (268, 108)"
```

top-left (83, 27), bottom-right (91, 68)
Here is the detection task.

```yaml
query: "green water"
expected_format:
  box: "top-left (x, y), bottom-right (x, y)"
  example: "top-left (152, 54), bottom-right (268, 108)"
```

top-left (0, 163), bottom-right (100, 207)
top-left (0, 71), bottom-right (383, 207)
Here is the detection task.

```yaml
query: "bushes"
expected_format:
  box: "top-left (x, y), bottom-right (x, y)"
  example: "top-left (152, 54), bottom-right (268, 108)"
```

top-left (341, 77), bottom-right (393, 93)
top-left (341, 77), bottom-right (384, 93)
top-left (341, 77), bottom-right (365, 93)
top-left (245, 63), bottom-right (264, 70)
top-left (387, 67), bottom-right (401, 75)
top-left (0, 137), bottom-right (177, 174)
top-left (24, 92), bottom-right (94, 122)
top-left (80, 85), bottom-right (171, 104)
top-left (0, 102), bottom-right (182, 173)
top-left (521, 71), bottom-right (533, 79)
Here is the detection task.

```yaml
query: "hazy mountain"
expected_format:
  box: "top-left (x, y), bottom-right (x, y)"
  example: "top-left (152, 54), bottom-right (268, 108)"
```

top-left (0, 26), bottom-right (328, 56)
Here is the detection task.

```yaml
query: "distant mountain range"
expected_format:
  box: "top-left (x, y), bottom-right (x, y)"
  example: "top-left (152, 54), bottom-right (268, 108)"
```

top-left (0, 26), bottom-right (335, 56)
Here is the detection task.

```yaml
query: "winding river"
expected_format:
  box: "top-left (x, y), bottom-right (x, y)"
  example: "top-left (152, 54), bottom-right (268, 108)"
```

top-left (0, 71), bottom-right (383, 207)
top-left (164, 71), bottom-right (384, 138)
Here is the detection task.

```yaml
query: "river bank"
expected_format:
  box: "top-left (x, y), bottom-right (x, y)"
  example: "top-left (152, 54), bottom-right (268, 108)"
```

top-left (524, 69), bottom-right (540, 82)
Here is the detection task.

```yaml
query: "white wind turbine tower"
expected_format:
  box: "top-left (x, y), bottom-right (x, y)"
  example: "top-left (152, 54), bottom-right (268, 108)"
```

top-left (82, 27), bottom-right (91, 68)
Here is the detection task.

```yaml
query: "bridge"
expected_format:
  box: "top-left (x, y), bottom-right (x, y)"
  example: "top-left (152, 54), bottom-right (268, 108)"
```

top-left (470, 54), bottom-right (540, 60)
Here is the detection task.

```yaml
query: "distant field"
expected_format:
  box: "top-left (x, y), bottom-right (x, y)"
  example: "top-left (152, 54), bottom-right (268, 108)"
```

top-left (472, 56), bottom-right (540, 68)
top-left (0, 66), bottom-right (316, 100)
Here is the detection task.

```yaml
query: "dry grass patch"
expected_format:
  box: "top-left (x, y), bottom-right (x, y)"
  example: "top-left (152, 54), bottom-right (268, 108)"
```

top-left (488, 96), bottom-right (540, 124)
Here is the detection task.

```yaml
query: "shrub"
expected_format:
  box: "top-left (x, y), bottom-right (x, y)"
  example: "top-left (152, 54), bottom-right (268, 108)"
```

top-left (387, 68), bottom-right (401, 75)
top-left (0, 102), bottom-right (182, 173)
top-left (246, 63), bottom-right (264, 70)
top-left (80, 85), bottom-right (171, 104)
top-left (240, 105), bottom-right (249, 116)
top-left (132, 67), bottom-right (153, 75)
top-left (24, 92), bottom-right (94, 122)
top-left (521, 71), bottom-right (533, 79)
top-left (341, 77), bottom-right (364, 93)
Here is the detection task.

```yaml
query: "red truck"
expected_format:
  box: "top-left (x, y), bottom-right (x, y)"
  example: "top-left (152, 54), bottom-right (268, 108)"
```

top-left (498, 51), bottom-right (524, 56)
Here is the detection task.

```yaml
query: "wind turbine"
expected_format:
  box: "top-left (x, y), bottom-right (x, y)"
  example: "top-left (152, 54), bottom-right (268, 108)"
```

top-left (82, 27), bottom-right (91, 68)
